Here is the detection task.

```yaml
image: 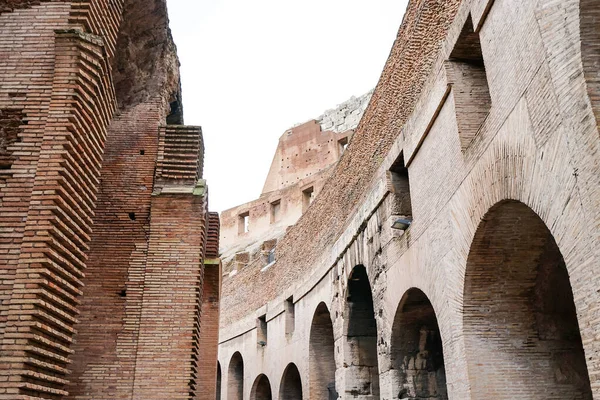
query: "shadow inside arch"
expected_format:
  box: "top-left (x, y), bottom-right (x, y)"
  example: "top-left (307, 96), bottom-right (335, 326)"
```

top-left (463, 200), bottom-right (592, 399)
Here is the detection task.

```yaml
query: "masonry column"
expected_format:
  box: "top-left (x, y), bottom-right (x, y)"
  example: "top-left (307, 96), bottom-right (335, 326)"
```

top-left (198, 212), bottom-right (222, 400)
top-left (131, 125), bottom-right (214, 400)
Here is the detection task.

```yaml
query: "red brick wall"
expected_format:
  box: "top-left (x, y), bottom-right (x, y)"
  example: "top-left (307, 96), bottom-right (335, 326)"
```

top-left (0, 2), bottom-right (220, 399)
top-left (67, 101), bottom-right (165, 399)
top-left (0, 2), bottom-right (71, 340)
top-left (0, 4), bottom-right (120, 395)
top-left (198, 259), bottom-right (221, 400)
top-left (132, 193), bottom-right (208, 399)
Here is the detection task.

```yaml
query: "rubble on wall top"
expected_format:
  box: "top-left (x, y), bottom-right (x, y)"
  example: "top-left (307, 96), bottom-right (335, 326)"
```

top-left (316, 90), bottom-right (373, 133)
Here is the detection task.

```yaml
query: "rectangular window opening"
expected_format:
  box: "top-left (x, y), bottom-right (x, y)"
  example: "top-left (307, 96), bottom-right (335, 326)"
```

top-left (447, 14), bottom-right (491, 150)
top-left (388, 152), bottom-right (413, 219)
top-left (302, 186), bottom-right (314, 213)
top-left (257, 315), bottom-right (268, 347)
top-left (267, 249), bottom-right (275, 265)
top-left (285, 297), bottom-right (295, 336)
top-left (338, 136), bottom-right (349, 155)
top-left (270, 200), bottom-right (281, 224)
top-left (238, 212), bottom-right (250, 235)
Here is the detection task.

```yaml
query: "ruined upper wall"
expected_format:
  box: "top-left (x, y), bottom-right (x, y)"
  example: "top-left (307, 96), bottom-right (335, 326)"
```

top-left (221, 0), bottom-right (461, 327)
top-left (112, 0), bottom-right (182, 119)
top-left (317, 90), bottom-right (373, 133)
top-left (261, 92), bottom-right (371, 195)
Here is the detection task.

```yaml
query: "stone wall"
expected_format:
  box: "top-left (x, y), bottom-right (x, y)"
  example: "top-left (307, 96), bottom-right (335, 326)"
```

top-left (218, 0), bottom-right (600, 399)
top-left (221, 94), bottom-right (371, 273)
top-left (316, 90), bottom-right (373, 134)
top-left (220, 0), bottom-right (461, 328)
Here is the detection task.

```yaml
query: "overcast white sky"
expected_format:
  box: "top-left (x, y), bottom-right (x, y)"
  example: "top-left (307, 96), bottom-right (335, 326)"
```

top-left (167, 0), bottom-right (409, 212)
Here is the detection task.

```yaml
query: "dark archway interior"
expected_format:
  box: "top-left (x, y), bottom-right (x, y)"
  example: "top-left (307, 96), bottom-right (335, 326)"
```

top-left (280, 363), bottom-right (303, 400)
top-left (309, 302), bottom-right (337, 400)
top-left (391, 288), bottom-right (447, 399)
top-left (464, 201), bottom-right (592, 399)
top-left (346, 265), bottom-right (380, 398)
top-left (216, 362), bottom-right (222, 400)
top-left (227, 352), bottom-right (244, 400)
top-left (251, 374), bottom-right (272, 400)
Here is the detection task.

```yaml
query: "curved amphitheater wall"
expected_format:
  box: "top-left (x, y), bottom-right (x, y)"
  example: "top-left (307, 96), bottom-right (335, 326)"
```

top-left (218, 0), bottom-right (600, 399)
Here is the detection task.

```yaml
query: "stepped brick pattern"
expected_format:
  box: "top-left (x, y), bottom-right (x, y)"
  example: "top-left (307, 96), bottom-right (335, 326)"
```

top-left (0, 1), bottom-right (220, 399)
top-left (218, 0), bottom-right (600, 400)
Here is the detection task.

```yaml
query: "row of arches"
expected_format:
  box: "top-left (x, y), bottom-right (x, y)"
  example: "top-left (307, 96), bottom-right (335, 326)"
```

top-left (219, 201), bottom-right (592, 399)
top-left (223, 359), bottom-right (303, 400)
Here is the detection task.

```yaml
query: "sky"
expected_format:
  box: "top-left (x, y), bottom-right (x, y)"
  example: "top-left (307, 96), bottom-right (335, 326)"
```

top-left (166, 0), bottom-right (409, 212)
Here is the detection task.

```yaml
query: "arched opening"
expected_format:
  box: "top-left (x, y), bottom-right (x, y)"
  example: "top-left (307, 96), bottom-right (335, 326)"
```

top-left (280, 363), bottom-right (303, 400)
top-left (344, 265), bottom-right (380, 398)
top-left (216, 362), bottom-right (222, 400)
top-left (309, 302), bottom-right (337, 400)
top-left (227, 352), bottom-right (244, 400)
top-left (390, 288), bottom-right (447, 399)
top-left (250, 374), bottom-right (272, 400)
top-left (464, 200), bottom-right (592, 399)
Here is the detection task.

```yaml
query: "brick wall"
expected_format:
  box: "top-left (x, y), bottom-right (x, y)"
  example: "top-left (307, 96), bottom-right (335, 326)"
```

top-left (218, 1), bottom-right (600, 399)
top-left (0, 2), bottom-right (71, 341)
top-left (0, 15), bottom-right (118, 400)
top-left (198, 259), bottom-right (222, 400)
top-left (0, 1), bottom-right (220, 399)
top-left (220, 0), bottom-right (461, 328)
top-left (67, 101), bottom-right (165, 399)
top-left (132, 192), bottom-right (208, 399)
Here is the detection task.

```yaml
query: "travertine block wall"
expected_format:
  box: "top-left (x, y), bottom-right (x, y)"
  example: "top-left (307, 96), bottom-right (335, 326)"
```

top-left (218, 0), bottom-right (600, 399)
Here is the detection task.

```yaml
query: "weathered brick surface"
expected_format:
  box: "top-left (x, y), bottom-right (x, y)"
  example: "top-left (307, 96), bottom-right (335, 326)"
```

top-left (66, 101), bottom-right (165, 399)
top-left (0, 1), bottom-right (220, 399)
top-left (132, 192), bottom-right (208, 399)
top-left (218, 1), bottom-right (600, 399)
top-left (0, 18), bottom-right (118, 400)
top-left (0, 3), bottom-right (72, 341)
top-left (198, 259), bottom-right (222, 400)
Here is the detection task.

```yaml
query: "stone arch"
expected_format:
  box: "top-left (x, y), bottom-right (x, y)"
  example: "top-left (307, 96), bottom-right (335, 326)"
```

top-left (309, 302), bottom-right (337, 400)
top-left (343, 265), bottom-right (380, 399)
top-left (250, 374), bottom-right (272, 400)
top-left (390, 288), bottom-right (447, 399)
top-left (216, 362), bottom-right (222, 400)
top-left (279, 363), bottom-right (303, 400)
top-left (463, 200), bottom-right (592, 399)
top-left (227, 352), bottom-right (244, 400)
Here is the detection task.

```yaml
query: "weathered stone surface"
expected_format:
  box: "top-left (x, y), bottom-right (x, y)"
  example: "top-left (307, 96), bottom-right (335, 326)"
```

top-left (218, 1), bottom-right (600, 400)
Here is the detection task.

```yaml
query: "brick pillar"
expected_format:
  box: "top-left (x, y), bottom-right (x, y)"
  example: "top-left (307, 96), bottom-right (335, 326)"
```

top-left (197, 260), bottom-right (221, 400)
top-left (197, 212), bottom-right (221, 400)
top-left (131, 189), bottom-right (208, 399)
top-left (130, 125), bottom-right (214, 399)
top-left (0, 29), bottom-right (116, 399)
